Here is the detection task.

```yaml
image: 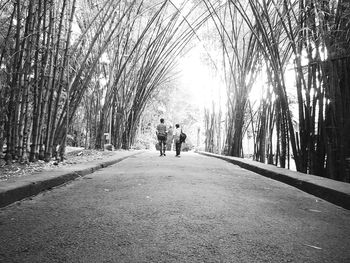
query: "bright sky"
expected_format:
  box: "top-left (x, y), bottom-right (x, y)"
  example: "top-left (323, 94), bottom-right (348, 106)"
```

top-left (177, 43), bottom-right (299, 116)
top-left (177, 45), bottom-right (226, 110)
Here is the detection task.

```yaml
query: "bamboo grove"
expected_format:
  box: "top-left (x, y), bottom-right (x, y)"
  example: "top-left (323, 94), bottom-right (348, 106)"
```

top-left (0, 0), bottom-right (208, 164)
top-left (203, 0), bottom-right (350, 182)
top-left (1, 0), bottom-right (349, 183)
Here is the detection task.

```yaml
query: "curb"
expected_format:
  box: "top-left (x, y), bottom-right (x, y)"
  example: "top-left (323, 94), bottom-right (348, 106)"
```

top-left (197, 151), bottom-right (350, 210)
top-left (0, 151), bottom-right (143, 208)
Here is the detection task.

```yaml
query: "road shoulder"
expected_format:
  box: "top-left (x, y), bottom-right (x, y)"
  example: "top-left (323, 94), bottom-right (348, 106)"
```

top-left (197, 151), bottom-right (350, 210)
top-left (0, 150), bottom-right (144, 208)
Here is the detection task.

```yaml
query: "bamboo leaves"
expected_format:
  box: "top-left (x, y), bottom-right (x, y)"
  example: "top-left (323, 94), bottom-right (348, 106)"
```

top-left (0, 0), bottom-right (206, 163)
top-left (202, 0), bottom-right (350, 182)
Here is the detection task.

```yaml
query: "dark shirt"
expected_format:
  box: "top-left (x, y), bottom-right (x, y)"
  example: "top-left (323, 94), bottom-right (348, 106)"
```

top-left (157, 123), bottom-right (167, 136)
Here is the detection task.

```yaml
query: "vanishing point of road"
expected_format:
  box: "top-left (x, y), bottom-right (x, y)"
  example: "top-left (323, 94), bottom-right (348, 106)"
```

top-left (1, 152), bottom-right (349, 262)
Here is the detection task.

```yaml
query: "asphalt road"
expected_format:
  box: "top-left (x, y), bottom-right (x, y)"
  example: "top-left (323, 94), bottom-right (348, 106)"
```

top-left (0, 152), bottom-right (349, 263)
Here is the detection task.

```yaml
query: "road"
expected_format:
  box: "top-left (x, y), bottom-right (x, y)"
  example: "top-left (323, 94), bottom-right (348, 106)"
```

top-left (0, 152), bottom-right (349, 262)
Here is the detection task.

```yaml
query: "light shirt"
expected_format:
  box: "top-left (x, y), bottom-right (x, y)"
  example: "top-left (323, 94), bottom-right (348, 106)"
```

top-left (173, 127), bottom-right (181, 142)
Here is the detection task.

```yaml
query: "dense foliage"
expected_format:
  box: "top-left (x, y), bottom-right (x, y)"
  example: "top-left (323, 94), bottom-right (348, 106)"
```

top-left (202, 0), bottom-right (350, 182)
top-left (1, 0), bottom-right (349, 183)
top-left (0, 0), bottom-right (205, 163)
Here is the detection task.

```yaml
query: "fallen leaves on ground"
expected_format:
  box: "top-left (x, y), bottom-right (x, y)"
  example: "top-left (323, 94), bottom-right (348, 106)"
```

top-left (0, 149), bottom-right (115, 182)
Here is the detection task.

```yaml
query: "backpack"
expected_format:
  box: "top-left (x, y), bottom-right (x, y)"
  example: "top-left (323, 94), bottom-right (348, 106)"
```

top-left (180, 130), bottom-right (187, 143)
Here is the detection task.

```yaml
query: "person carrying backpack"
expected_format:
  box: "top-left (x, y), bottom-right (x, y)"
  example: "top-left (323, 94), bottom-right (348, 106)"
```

top-left (173, 124), bottom-right (183, 157)
top-left (156, 118), bottom-right (167, 156)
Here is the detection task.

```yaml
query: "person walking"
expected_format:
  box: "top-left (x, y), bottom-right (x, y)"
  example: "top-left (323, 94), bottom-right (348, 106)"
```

top-left (173, 124), bottom-right (182, 157)
top-left (156, 118), bottom-right (167, 156)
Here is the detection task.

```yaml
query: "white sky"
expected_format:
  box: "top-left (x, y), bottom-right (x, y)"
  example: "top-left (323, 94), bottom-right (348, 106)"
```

top-left (177, 43), bottom-right (300, 118)
top-left (177, 45), bottom-right (226, 110)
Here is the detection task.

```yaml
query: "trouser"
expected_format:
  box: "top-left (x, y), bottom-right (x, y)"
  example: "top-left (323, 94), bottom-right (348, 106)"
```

top-left (175, 141), bottom-right (181, 156)
top-left (158, 139), bottom-right (166, 155)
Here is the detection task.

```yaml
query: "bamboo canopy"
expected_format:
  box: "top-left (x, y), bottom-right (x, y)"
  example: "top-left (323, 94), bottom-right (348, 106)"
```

top-left (0, 0), bottom-right (349, 182)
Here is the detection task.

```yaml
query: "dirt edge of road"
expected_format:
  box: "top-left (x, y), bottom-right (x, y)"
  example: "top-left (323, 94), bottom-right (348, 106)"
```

top-left (0, 150), bottom-right (144, 208)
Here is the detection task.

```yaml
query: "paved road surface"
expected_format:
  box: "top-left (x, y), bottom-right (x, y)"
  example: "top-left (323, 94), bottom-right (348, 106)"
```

top-left (0, 152), bottom-right (349, 262)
